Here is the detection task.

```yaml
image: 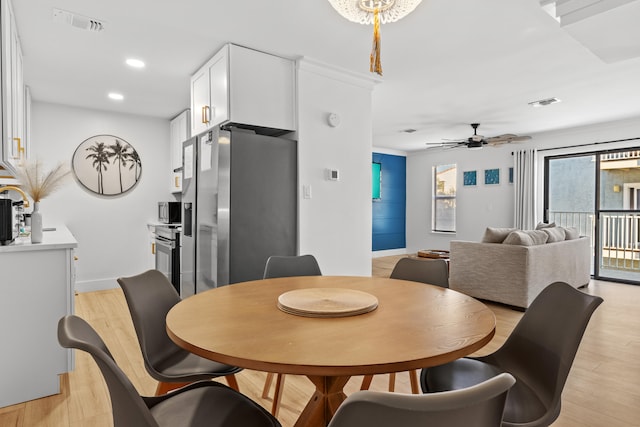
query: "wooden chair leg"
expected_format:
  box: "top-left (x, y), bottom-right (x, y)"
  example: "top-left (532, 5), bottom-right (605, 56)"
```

top-left (225, 374), bottom-right (240, 392)
top-left (270, 373), bottom-right (285, 417)
top-left (409, 369), bottom-right (420, 394)
top-left (262, 373), bottom-right (275, 398)
top-left (388, 373), bottom-right (396, 392)
top-left (155, 381), bottom-right (190, 395)
top-left (360, 374), bottom-right (374, 390)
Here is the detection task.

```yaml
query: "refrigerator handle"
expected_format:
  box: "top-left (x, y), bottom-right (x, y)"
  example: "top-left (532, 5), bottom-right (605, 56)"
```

top-left (184, 202), bottom-right (193, 237)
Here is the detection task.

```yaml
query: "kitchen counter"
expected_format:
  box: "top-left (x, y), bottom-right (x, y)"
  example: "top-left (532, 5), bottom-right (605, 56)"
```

top-left (0, 225), bottom-right (77, 253)
top-left (0, 224), bottom-right (77, 408)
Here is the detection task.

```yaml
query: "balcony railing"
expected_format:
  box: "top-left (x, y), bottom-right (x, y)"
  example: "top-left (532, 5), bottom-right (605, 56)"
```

top-left (601, 151), bottom-right (640, 161)
top-left (548, 211), bottom-right (594, 242)
top-left (549, 210), bottom-right (640, 276)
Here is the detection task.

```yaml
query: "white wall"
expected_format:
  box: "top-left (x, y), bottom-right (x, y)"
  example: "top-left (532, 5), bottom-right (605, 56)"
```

top-left (297, 59), bottom-right (376, 276)
top-left (31, 101), bottom-right (173, 292)
top-left (407, 144), bottom-right (514, 253)
top-left (405, 115), bottom-right (640, 253)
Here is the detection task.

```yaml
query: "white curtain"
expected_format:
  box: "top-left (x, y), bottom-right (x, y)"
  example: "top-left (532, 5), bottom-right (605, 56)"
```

top-left (514, 149), bottom-right (537, 230)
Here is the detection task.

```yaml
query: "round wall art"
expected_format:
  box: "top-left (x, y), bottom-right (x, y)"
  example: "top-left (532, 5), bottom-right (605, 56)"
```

top-left (72, 135), bottom-right (142, 196)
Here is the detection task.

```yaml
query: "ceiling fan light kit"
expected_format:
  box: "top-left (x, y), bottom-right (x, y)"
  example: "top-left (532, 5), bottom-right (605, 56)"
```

top-left (327, 0), bottom-right (422, 75)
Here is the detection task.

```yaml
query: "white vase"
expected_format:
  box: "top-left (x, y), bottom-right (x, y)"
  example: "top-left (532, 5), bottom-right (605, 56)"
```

top-left (31, 202), bottom-right (43, 243)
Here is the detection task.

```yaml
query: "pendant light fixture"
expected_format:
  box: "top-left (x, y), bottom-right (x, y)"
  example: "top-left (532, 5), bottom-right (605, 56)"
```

top-left (327, 0), bottom-right (422, 76)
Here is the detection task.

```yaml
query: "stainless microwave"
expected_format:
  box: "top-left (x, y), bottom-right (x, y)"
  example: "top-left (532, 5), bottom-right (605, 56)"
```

top-left (158, 201), bottom-right (181, 224)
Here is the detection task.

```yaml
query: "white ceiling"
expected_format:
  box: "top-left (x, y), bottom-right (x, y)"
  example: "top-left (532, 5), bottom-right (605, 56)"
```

top-left (12, 0), bottom-right (640, 152)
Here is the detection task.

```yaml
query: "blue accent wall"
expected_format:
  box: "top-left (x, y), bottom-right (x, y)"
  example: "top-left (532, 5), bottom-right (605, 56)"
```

top-left (372, 153), bottom-right (406, 251)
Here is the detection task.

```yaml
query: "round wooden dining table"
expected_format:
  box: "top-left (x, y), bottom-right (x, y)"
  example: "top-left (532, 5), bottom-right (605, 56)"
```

top-left (166, 276), bottom-right (496, 427)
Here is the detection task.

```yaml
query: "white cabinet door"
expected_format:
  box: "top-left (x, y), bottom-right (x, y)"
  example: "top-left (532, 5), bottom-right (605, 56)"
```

top-left (1, 0), bottom-right (15, 167)
top-left (190, 48), bottom-right (229, 134)
top-left (208, 47), bottom-right (229, 128)
top-left (0, 0), bottom-right (25, 173)
top-left (190, 66), bottom-right (210, 136)
top-left (147, 224), bottom-right (156, 270)
top-left (10, 26), bottom-right (24, 165)
top-left (170, 110), bottom-right (189, 193)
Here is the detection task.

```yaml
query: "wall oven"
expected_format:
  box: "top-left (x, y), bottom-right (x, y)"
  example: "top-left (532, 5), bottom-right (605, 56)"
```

top-left (153, 225), bottom-right (181, 295)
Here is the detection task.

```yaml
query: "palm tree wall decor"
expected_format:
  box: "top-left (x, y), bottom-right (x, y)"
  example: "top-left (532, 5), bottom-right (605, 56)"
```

top-left (72, 135), bottom-right (142, 196)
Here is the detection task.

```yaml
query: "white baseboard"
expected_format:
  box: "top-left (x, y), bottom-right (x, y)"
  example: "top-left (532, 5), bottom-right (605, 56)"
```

top-left (75, 278), bottom-right (118, 293)
top-left (372, 248), bottom-right (409, 258)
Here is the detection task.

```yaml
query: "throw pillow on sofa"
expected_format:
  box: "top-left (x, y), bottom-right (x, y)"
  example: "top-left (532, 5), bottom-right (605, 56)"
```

top-left (482, 227), bottom-right (517, 243)
top-left (503, 230), bottom-right (549, 246)
top-left (563, 227), bottom-right (580, 240)
top-left (535, 222), bottom-right (556, 230)
top-left (542, 226), bottom-right (566, 243)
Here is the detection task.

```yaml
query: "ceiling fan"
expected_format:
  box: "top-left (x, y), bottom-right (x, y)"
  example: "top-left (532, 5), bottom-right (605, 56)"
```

top-left (425, 123), bottom-right (532, 149)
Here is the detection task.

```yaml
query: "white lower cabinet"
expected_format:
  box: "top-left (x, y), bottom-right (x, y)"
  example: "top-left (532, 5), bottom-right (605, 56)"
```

top-left (0, 227), bottom-right (77, 407)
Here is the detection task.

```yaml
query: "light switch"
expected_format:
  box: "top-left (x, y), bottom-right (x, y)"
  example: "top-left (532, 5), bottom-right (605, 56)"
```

top-left (303, 184), bottom-right (312, 199)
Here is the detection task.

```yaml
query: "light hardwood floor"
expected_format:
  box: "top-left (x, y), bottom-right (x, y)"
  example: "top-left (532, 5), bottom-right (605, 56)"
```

top-left (1, 255), bottom-right (639, 426)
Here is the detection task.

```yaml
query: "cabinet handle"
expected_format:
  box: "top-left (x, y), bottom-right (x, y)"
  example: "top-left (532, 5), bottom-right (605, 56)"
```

top-left (203, 105), bottom-right (210, 124)
top-left (175, 176), bottom-right (179, 188)
top-left (151, 242), bottom-right (156, 255)
top-left (201, 106), bottom-right (207, 124)
top-left (12, 137), bottom-right (22, 159)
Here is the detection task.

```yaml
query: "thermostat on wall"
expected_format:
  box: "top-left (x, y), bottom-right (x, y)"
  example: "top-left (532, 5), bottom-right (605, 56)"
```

top-left (326, 168), bottom-right (340, 181)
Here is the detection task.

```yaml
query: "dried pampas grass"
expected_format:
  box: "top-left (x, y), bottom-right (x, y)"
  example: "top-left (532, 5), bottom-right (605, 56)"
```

top-left (15, 159), bottom-right (71, 202)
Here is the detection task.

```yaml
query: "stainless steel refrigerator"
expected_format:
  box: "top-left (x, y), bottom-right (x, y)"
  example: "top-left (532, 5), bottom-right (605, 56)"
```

top-left (181, 127), bottom-right (297, 297)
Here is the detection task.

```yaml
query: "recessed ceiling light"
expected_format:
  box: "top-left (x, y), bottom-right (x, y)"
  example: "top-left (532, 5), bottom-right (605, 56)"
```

top-left (402, 128), bottom-right (417, 133)
top-left (126, 58), bottom-right (145, 68)
top-left (108, 92), bottom-right (124, 101)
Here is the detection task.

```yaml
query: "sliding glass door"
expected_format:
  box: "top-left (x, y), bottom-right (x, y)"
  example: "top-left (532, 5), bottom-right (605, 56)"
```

top-left (545, 154), bottom-right (596, 275)
top-left (545, 148), bottom-right (640, 284)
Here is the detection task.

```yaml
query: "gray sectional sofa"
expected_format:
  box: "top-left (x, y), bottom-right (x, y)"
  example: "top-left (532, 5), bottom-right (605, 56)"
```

top-left (448, 232), bottom-right (591, 309)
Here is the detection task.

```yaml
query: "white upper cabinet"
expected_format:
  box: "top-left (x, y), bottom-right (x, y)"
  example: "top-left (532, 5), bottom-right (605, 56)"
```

top-left (190, 44), bottom-right (295, 135)
top-left (190, 62), bottom-right (213, 136)
top-left (0, 0), bottom-right (27, 174)
top-left (169, 110), bottom-right (190, 193)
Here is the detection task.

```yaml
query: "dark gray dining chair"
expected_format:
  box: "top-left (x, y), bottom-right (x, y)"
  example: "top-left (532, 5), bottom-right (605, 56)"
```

top-left (421, 281), bottom-right (603, 427)
top-left (361, 256), bottom-right (449, 393)
top-left (389, 257), bottom-right (449, 288)
top-left (117, 269), bottom-right (241, 395)
top-left (329, 372), bottom-right (515, 427)
top-left (261, 254), bottom-right (322, 416)
top-left (58, 315), bottom-right (280, 427)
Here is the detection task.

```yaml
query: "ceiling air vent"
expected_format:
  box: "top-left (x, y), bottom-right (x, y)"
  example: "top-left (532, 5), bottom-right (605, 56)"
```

top-left (52, 8), bottom-right (105, 32)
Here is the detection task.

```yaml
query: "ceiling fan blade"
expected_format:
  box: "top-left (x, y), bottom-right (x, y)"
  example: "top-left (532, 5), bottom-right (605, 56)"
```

top-left (425, 140), bottom-right (465, 149)
top-left (486, 134), bottom-right (532, 145)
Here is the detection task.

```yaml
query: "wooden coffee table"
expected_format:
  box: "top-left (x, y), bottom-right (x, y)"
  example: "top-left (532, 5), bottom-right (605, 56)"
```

top-left (166, 276), bottom-right (495, 426)
top-left (417, 249), bottom-right (450, 259)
